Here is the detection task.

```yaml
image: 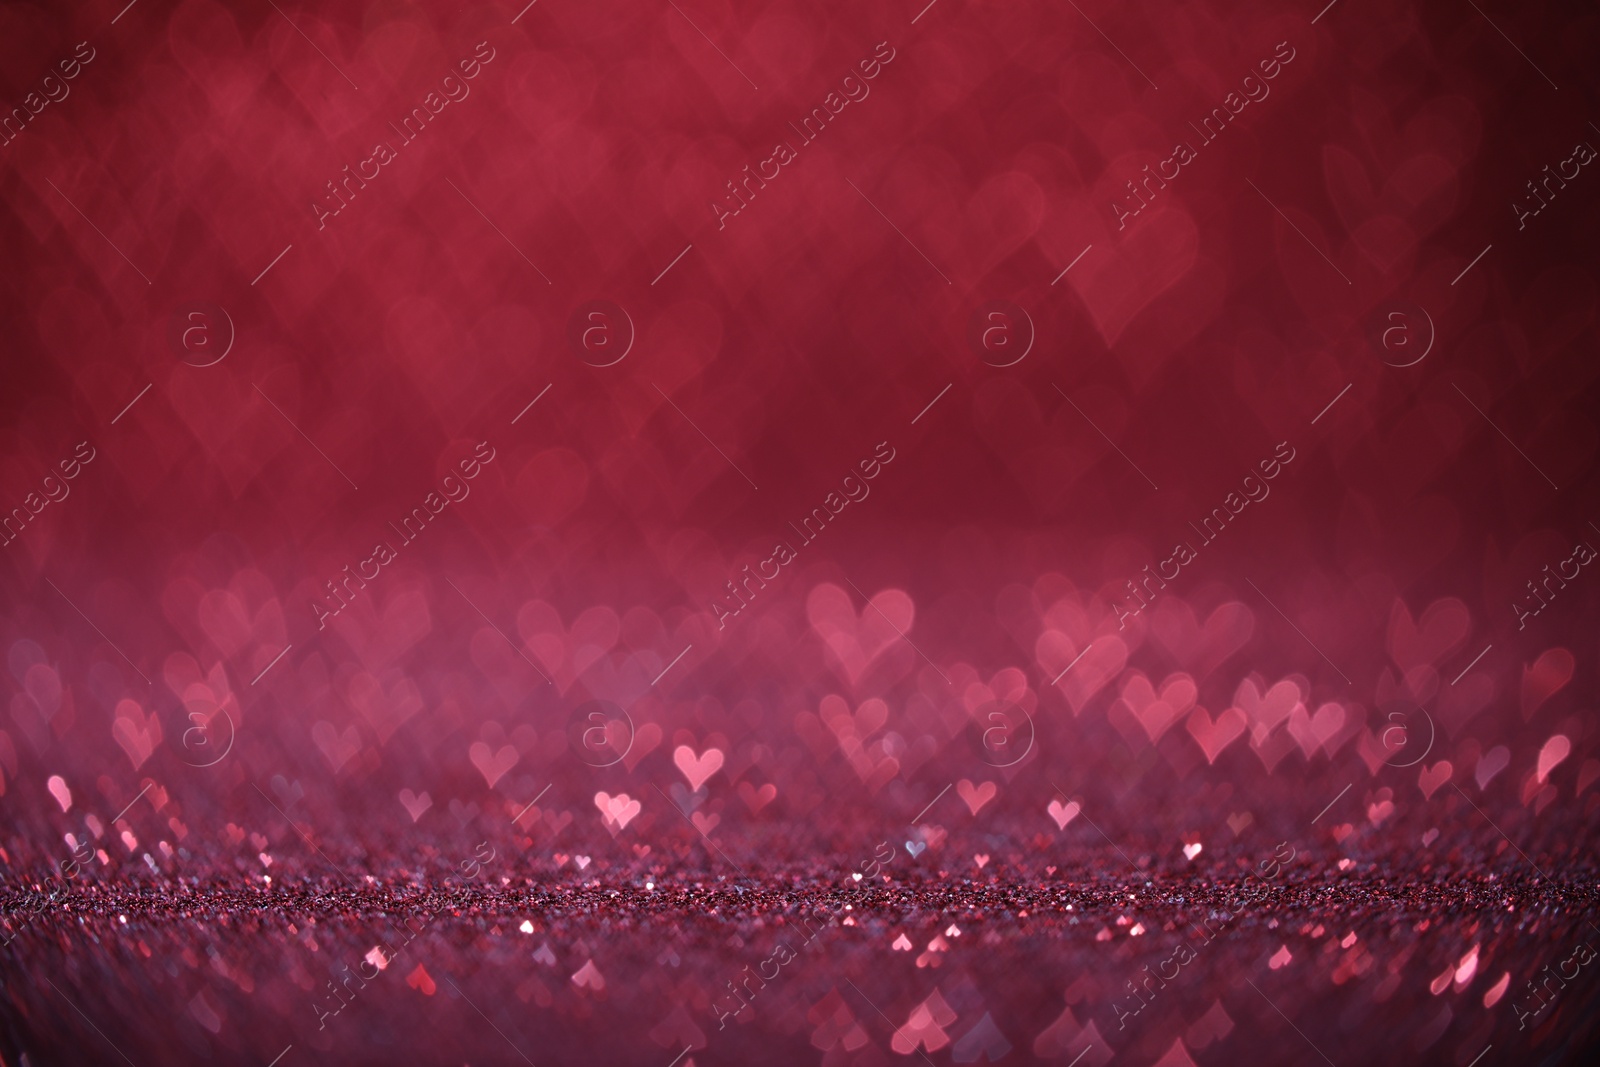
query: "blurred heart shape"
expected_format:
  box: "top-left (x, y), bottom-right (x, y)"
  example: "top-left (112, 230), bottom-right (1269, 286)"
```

top-left (111, 699), bottom-right (161, 770)
top-left (330, 587), bottom-right (432, 672)
top-left (1067, 194), bottom-right (1200, 347)
top-left (469, 742), bottom-right (519, 788)
top-left (594, 790), bottom-right (641, 829)
top-left (1286, 702), bottom-right (1346, 760)
top-left (1537, 734), bottom-right (1571, 783)
top-left (1250, 720), bottom-right (1300, 774)
top-left (957, 779), bottom-right (997, 815)
top-left (516, 601), bottom-right (621, 694)
top-left (807, 583), bottom-right (916, 687)
top-left (398, 788), bottom-right (432, 822)
top-left (311, 721), bottom-right (361, 772)
top-left (736, 781), bottom-right (776, 813)
top-left (1233, 677), bottom-right (1304, 742)
top-left (1149, 600), bottom-right (1254, 680)
top-left (22, 663), bottom-right (62, 720)
top-left (571, 959), bottom-right (604, 990)
top-left (1047, 799), bottom-right (1080, 830)
top-left (621, 722), bottom-right (663, 772)
top-left (1117, 672), bottom-right (1198, 743)
top-left (1475, 746), bottom-right (1511, 789)
top-left (1521, 648), bottom-right (1574, 719)
top-left (346, 671), bottom-right (423, 744)
top-left (958, 666), bottom-right (1035, 717)
top-left (270, 775), bottom-right (303, 809)
top-left (819, 694), bottom-right (889, 745)
top-left (1187, 707), bottom-right (1247, 764)
top-left (1038, 634), bottom-right (1127, 715)
top-left (1418, 761), bottom-right (1452, 800)
top-left (1387, 597), bottom-right (1469, 671)
top-left (667, 782), bottom-right (704, 814)
top-left (405, 964), bottom-right (435, 995)
top-left (196, 582), bottom-right (285, 661)
top-left (673, 744), bottom-right (724, 792)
